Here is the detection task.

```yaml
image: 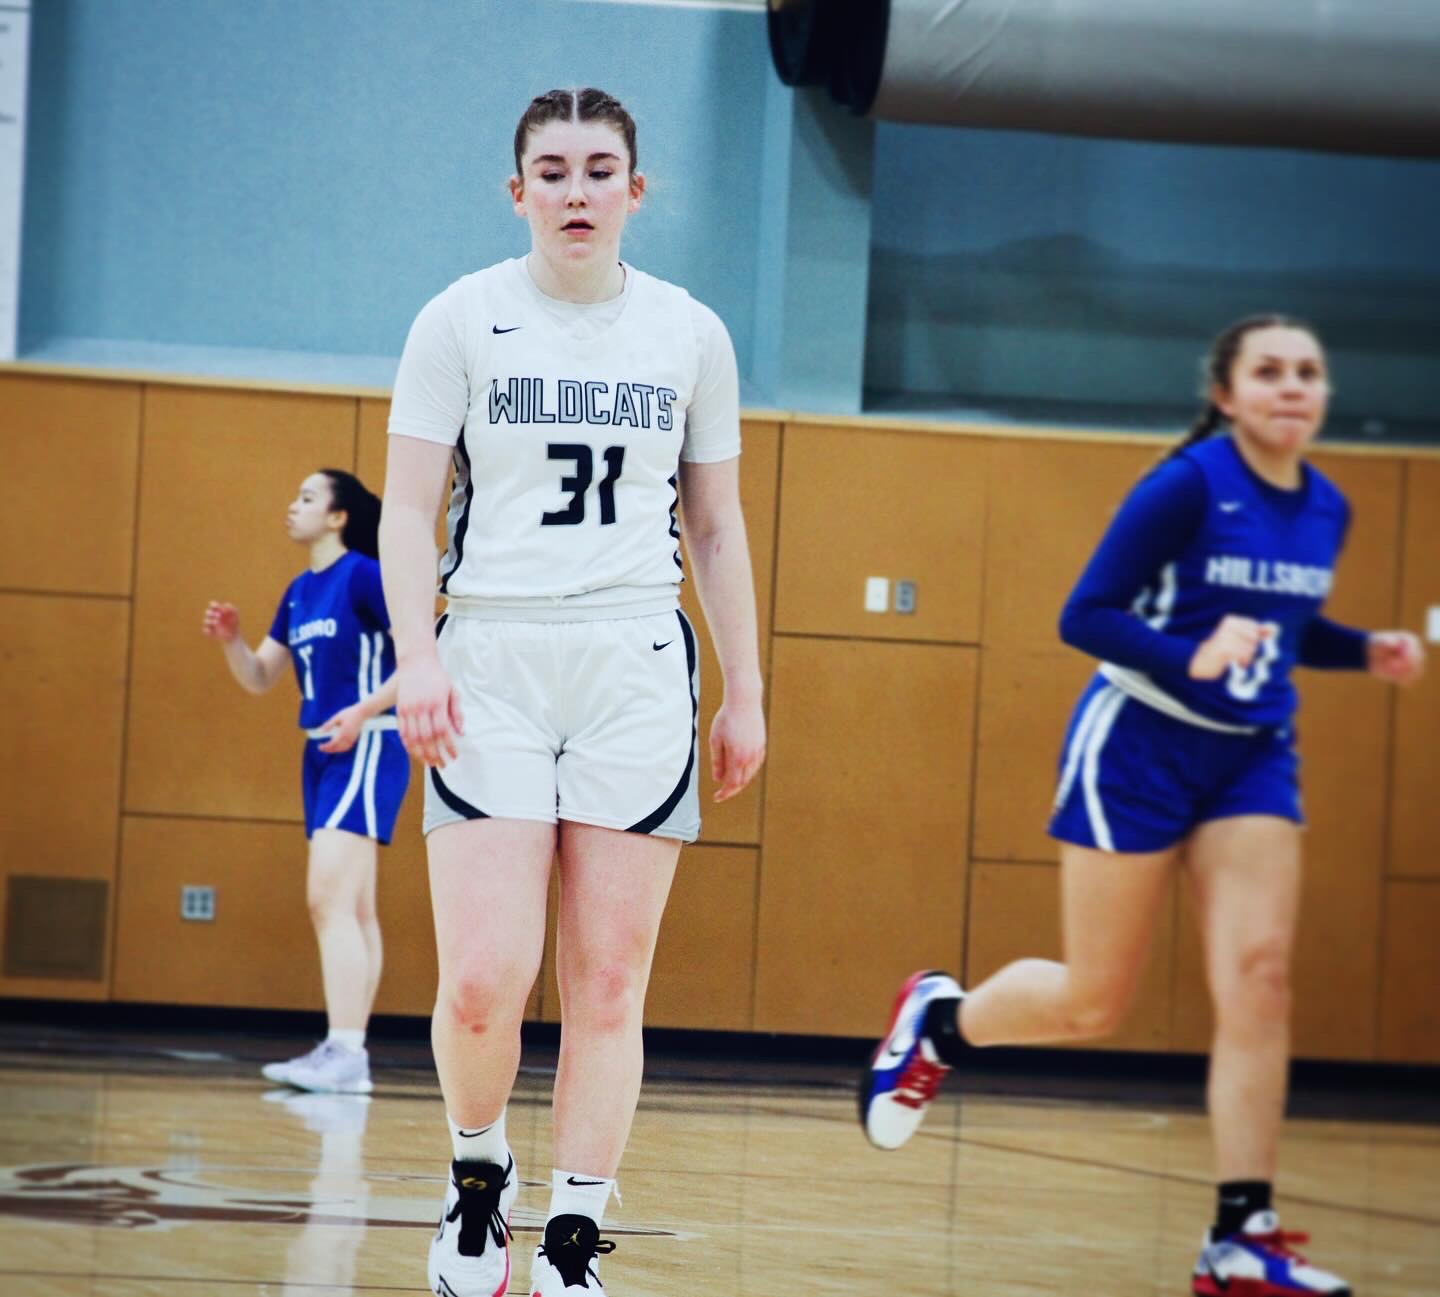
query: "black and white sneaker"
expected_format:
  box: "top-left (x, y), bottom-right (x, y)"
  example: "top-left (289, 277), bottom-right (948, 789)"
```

top-left (427, 1155), bottom-right (516, 1297)
top-left (529, 1213), bottom-right (616, 1294)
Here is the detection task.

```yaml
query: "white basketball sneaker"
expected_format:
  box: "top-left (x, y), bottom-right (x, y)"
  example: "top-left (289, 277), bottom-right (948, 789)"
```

top-left (260, 1042), bottom-right (322, 1085)
top-left (279, 1040), bottom-right (373, 1094)
top-left (428, 1155), bottom-right (517, 1297)
top-left (529, 1213), bottom-right (616, 1295)
top-left (1192, 1210), bottom-right (1351, 1296)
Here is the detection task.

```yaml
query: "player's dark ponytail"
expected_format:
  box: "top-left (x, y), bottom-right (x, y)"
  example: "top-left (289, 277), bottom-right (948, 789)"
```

top-left (320, 469), bottom-right (381, 559)
top-left (1166, 313), bottom-right (1318, 461)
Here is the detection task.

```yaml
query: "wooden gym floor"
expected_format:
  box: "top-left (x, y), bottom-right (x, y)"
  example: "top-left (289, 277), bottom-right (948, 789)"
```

top-left (0, 1022), bottom-right (1435, 1296)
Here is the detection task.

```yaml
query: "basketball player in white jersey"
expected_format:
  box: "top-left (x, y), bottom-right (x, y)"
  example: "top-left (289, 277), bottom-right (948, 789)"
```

top-left (380, 88), bottom-right (766, 1297)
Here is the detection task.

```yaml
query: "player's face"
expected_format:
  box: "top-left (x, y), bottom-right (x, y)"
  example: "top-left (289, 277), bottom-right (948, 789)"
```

top-left (285, 473), bottom-right (339, 544)
top-left (1215, 327), bottom-right (1330, 456)
top-left (510, 119), bottom-right (643, 269)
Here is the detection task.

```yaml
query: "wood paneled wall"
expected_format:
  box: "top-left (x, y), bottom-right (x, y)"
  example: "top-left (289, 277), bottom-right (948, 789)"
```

top-left (2, 372), bottom-right (1436, 1063)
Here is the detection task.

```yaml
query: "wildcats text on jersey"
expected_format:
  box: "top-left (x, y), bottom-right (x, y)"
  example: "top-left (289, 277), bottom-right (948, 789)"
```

top-left (1204, 556), bottom-right (1333, 598)
top-left (488, 377), bottom-right (678, 430)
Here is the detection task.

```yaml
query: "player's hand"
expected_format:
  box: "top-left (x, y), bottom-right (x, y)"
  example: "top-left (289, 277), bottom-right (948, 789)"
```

top-left (1367, 630), bottom-right (1425, 686)
top-left (709, 696), bottom-right (766, 803)
top-left (397, 651), bottom-right (464, 767)
top-left (316, 703), bottom-right (366, 754)
top-left (1189, 615), bottom-right (1271, 681)
top-left (202, 601), bottom-right (240, 643)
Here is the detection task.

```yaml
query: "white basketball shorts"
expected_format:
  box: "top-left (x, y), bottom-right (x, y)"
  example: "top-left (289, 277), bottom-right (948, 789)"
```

top-left (423, 608), bottom-right (700, 842)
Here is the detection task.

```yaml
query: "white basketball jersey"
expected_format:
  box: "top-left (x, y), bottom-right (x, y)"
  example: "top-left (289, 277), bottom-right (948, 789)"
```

top-left (389, 258), bottom-right (737, 607)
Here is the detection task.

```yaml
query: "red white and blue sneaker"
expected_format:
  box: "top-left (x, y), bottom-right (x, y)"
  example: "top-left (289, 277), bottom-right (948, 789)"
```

top-left (428, 1155), bottom-right (517, 1297)
top-left (858, 969), bottom-right (963, 1150)
top-left (1192, 1210), bottom-right (1351, 1296)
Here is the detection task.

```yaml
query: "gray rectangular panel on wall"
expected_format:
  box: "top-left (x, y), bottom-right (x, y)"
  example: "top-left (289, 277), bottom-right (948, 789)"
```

top-left (4, 876), bottom-right (109, 981)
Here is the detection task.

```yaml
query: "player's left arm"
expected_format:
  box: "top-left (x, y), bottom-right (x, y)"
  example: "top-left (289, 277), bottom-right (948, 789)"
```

top-left (317, 561), bottom-right (403, 753)
top-left (1365, 629), bottom-right (1426, 685)
top-left (316, 674), bottom-right (400, 753)
top-left (1297, 502), bottom-right (1425, 684)
top-left (1306, 615), bottom-right (1427, 683)
top-left (679, 455), bottom-right (766, 803)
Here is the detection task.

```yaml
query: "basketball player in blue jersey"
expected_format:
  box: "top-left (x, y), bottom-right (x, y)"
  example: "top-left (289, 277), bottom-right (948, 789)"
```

top-left (380, 89), bottom-right (766, 1297)
top-left (859, 317), bottom-right (1424, 1297)
top-left (202, 469), bottom-right (410, 1095)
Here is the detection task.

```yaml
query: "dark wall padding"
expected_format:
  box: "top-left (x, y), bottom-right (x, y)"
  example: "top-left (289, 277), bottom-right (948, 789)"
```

top-left (770, 0), bottom-right (1440, 158)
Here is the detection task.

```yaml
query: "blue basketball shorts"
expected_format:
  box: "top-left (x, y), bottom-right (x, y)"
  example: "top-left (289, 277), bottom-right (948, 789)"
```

top-left (301, 726), bottom-right (410, 844)
top-left (1047, 674), bottom-right (1302, 854)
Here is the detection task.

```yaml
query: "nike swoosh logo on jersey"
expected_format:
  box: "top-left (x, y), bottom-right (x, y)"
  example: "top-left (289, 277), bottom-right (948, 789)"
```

top-left (1219, 500), bottom-right (1243, 512)
top-left (491, 324), bottom-right (522, 334)
top-left (566, 1176), bottom-right (606, 1186)
top-left (652, 640), bottom-right (673, 651)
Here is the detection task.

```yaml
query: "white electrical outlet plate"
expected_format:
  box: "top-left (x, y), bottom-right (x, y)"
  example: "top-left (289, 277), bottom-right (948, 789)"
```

top-left (180, 885), bottom-right (216, 922)
top-left (1427, 605), bottom-right (1440, 644)
top-left (864, 576), bottom-right (889, 613)
top-left (895, 580), bottom-right (917, 614)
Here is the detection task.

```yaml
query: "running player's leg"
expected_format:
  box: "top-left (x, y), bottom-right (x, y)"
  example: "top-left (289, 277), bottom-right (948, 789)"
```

top-left (962, 840), bottom-right (1177, 1044)
top-left (1189, 814), bottom-right (1299, 1185)
top-left (529, 821), bottom-right (677, 1295)
top-left (426, 816), bottom-right (553, 1297)
top-left (1185, 815), bottom-right (1344, 1294)
top-left (860, 841), bottom-right (1175, 1149)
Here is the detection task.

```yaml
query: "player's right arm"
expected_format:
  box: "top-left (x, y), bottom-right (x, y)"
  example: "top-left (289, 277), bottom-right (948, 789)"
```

top-left (201, 601), bottom-right (290, 694)
top-left (379, 435), bottom-right (463, 768)
top-left (1058, 457), bottom-right (1263, 678)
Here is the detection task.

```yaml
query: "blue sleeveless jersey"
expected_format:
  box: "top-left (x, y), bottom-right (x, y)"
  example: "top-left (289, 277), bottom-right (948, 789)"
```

top-left (268, 552), bottom-right (398, 730)
top-left (1059, 435), bottom-right (1355, 731)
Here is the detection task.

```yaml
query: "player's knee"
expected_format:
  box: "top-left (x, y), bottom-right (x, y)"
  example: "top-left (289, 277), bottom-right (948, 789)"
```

top-left (1219, 944), bottom-right (1292, 1024)
top-left (306, 885), bottom-right (346, 929)
top-left (563, 961), bottom-right (645, 1033)
top-left (439, 966), bottom-right (526, 1035)
top-left (1061, 981), bottom-right (1130, 1039)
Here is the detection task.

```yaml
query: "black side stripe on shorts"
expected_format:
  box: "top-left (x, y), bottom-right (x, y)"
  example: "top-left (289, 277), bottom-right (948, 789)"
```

top-left (438, 427), bottom-right (473, 595)
top-left (627, 609), bottom-right (698, 835)
top-left (430, 767), bottom-right (489, 821)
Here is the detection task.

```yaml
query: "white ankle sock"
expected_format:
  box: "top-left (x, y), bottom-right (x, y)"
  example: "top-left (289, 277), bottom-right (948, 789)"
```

top-left (448, 1110), bottom-right (508, 1164)
top-left (326, 1028), bottom-right (365, 1053)
top-left (547, 1169), bottom-right (615, 1228)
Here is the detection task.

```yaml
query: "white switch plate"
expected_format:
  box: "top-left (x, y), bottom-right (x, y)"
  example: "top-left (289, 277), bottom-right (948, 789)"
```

top-left (180, 885), bottom-right (215, 922)
top-left (864, 576), bottom-right (889, 613)
top-left (1427, 605), bottom-right (1440, 644)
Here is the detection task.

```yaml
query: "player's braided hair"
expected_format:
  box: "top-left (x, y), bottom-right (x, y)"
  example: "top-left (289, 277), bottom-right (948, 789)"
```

top-left (513, 87), bottom-right (637, 177)
top-left (320, 469), bottom-right (381, 559)
top-left (1166, 314), bottom-right (1320, 460)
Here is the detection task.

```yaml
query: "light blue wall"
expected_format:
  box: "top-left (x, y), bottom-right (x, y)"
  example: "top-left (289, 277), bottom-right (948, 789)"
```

top-left (867, 125), bottom-right (1440, 437)
top-left (21, 2), bottom-right (1440, 438)
top-left (22, 0), bottom-right (771, 383)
